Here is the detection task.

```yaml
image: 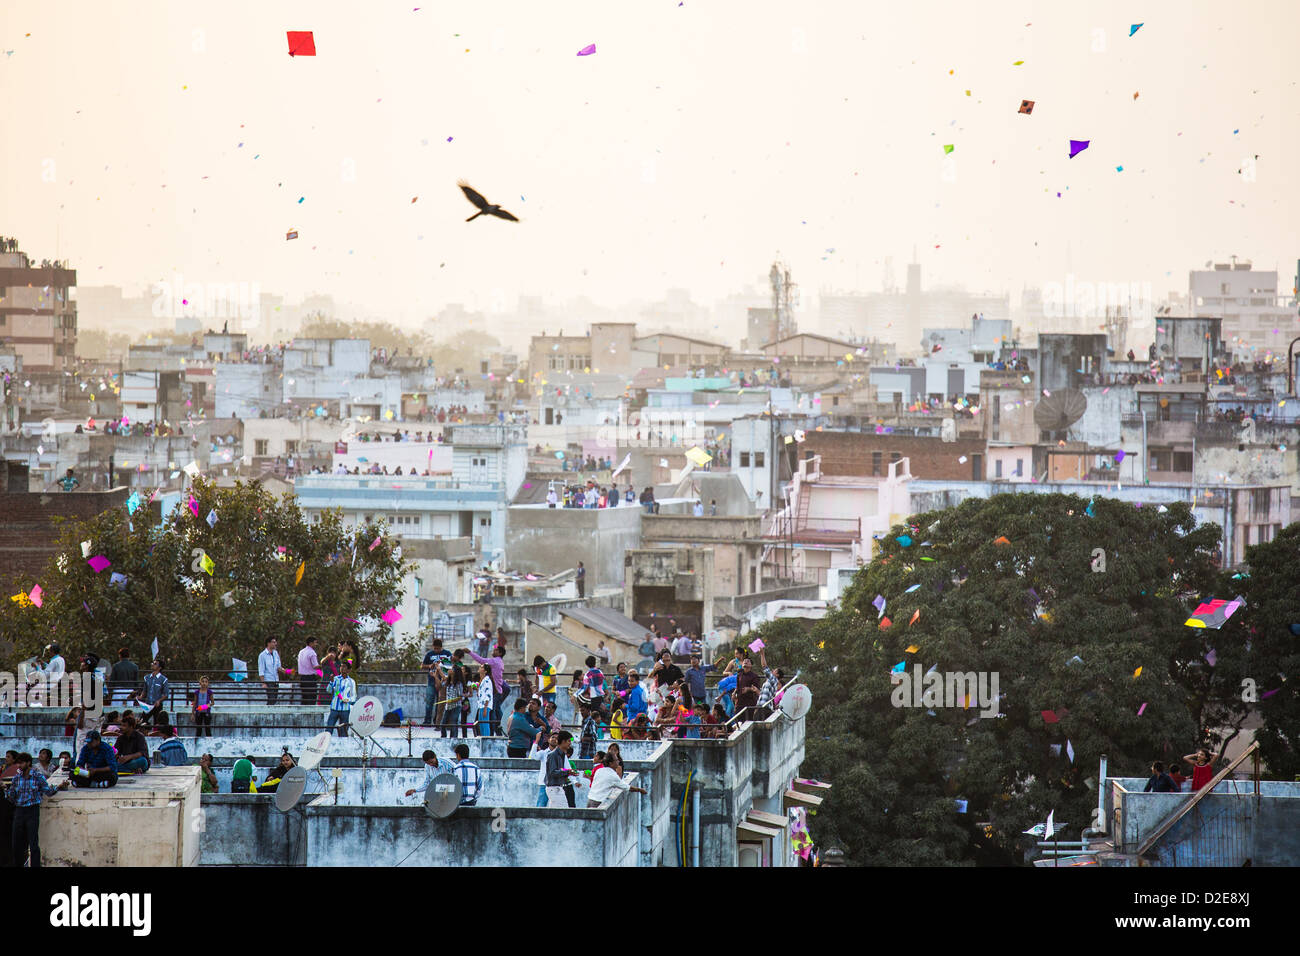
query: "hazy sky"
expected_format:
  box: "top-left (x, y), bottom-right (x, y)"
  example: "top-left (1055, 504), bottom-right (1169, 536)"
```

top-left (3, 0), bottom-right (1298, 325)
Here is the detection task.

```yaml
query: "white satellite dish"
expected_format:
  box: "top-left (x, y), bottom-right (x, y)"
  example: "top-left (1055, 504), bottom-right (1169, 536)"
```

top-left (423, 773), bottom-right (463, 819)
top-left (549, 653), bottom-right (567, 676)
top-left (273, 766), bottom-right (308, 812)
top-left (351, 696), bottom-right (385, 737)
top-left (779, 684), bottom-right (813, 721)
top-left (299, 731), bottom-right (333, 771)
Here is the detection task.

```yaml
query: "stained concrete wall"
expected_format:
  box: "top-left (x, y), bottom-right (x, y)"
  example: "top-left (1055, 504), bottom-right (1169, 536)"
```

top-left (750, 710), bottom-right (806, 801)
top-left (35, 766), bottom-right (201, 867)
top-left (506, 502), bottom-right (643, 588)
top-left (303, 779), bottom-right (643, 867)
top-left (664, 724), bottom-right (754, 867)
top-left (200, 794), bottom-right (307, 865)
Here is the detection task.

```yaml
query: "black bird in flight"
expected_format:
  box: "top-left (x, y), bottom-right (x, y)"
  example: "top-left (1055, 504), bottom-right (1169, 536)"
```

top-left (458, 181), bottom-right (519, 222)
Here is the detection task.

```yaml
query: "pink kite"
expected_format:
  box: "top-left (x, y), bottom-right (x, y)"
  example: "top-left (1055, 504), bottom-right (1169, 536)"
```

top-left (577, 43), bottom-right (596, 56)
top-left (748, 638), bottom-right (765, 653)
top-left (87, 555), bottom-right (112, 574)
top-left (381, 608), bottom-right (402, 625)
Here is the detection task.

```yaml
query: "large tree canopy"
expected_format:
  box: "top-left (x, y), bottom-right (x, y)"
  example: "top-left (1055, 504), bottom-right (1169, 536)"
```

top-left (759, 492), bottom-right (1235, 865)
top-left (1, 477), bottom-right (409, 674)
top-left (1224, 523), bottom-right (1300, 778)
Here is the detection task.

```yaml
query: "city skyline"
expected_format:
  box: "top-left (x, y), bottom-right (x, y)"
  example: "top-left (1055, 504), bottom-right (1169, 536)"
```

top-left (2, 0), bottom-right (1298, 326)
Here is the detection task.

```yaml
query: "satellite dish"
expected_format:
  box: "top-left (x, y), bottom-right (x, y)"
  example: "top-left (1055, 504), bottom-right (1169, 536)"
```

top-left (352, 696), bottom-right (384, 737)
top-left (273, 766), bottom-right (308, 812)
top-left (548, 653), bottom-right (567, 676)
top-left (423, 773), bottom-right (463, 819)
top-left (780, 684), bottom-right (813, 721)
top-left (1033, 388), bottom-right (1088, 432)
top-left (299, 731), bottom-right (332, 771)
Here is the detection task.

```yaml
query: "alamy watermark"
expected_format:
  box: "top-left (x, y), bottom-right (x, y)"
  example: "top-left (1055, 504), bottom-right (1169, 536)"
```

top-left (1041, 275), bottom-right (1153, 328)
top-left (0, 671), bottom-right (105, 718)
top-left (891, 665), bottom-right (1000, 718)
top-left (151, 274), bottom-right (261, 322)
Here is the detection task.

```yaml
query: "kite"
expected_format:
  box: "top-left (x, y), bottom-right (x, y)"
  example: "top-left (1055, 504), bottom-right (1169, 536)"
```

top-left (286, 230), bottom-right (299, 240)
top-left (458, 181), bottom-right (519, 222)
top-left (206, 509), bottom-right (218, 528)
top-left (685, 446), bottom-right (713, 467)
top-left (1041, 710), bottom-right (1059, 723)
top-left (1184, 596), bottom-right (1244, 629)
top-left (295, 561), bottom-right (305, 586)
top-left (382, 608), bottom-right (402, 625)
top-left (1018, 100), bottom-right (1034, 114)
top-left (87, 556), bottom-right (111, 573)
top-left (577, 43), bottom-right (596, 56)
top-left (943, 144), bottom-right (954, 154)
top-left (1129, 23), bottom-right (1143, 36)
top-left (287, 31), bottom-right (316, 56)
top-left (1068, 139), bottom-right (1090, 158)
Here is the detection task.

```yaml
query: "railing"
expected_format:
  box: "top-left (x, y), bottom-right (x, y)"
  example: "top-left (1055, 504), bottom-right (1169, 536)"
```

top-left (1134, 742), bottom-right (1260, 859)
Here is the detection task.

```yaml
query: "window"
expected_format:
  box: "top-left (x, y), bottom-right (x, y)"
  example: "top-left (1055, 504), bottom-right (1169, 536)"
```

top-left (739, 452), bottom-right (751, 467)
top-left (1015, 458), bottom-right (1024, 476)
top-left (284, 440), bottom-right (298, 454)
top-left (479, 516), bottom-right (491, 527)
top-left (1172, 451), bottom-right (1193, 472)
top-left (890, 452), bottom-right (901, 464)
top-left (254, 439), bottom-right (268, 456)
top-left (872, 452), bottom-right (882, 476)
top-left (754, 452), bottom-right (765, 468)
top-left (995, 459), bottom-right (1003, 478)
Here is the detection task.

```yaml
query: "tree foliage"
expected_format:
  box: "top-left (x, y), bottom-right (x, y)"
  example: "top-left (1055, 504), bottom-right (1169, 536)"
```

top-left (755, 493), bottom-right (1232, 865)
top-left (1, 478), bottom-right (410, 675)
top-left (1227, 523), bottom-right (1300, 778)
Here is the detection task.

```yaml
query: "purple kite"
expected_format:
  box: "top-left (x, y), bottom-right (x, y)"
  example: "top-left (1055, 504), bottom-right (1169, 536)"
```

top-left (87, 555), bottom-right (112, 574)
top-left (1069, 139), bottom-right (1090, 158)
top-left (577, 43), bottom-right (596, 56)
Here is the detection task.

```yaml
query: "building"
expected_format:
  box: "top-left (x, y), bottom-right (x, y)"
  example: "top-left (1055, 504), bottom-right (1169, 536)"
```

top-left (1189, 259), bottom-right (1297, 358)
top-left (0, 237), bottom-right (77, 373)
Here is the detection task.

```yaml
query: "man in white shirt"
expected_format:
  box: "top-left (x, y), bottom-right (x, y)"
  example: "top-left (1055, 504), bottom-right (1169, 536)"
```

top-left (587, 765), bottom-right (646, 808)
top-left (404, 750), bottom-right (444, 798)
top-left (531, 732), bottom-right (556, 807)
top-left (44, 644), bottom-right (66, 686)
top-left (672, 633), bottom-right (693, 658)
top-left (595, 641), bottom-right (611, 666)
top-left (693, 500), bottom-right (704, 517)
top-left (297, 637), bottom-right (320, 705)
top-left (258, 637), bottom-right (283, 704)
top-left (325, 662), bottom-right (357, 737)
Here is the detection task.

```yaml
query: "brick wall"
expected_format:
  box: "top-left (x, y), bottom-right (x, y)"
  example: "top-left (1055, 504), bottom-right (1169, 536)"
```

top-left (0, 489), bottom-right (132, 582)
top-left (798, 431), bottom-right (988, 480)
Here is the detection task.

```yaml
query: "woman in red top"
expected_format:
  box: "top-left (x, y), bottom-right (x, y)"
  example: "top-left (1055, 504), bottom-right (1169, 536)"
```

top-left (1182, 748), bottom-right (1218, 791)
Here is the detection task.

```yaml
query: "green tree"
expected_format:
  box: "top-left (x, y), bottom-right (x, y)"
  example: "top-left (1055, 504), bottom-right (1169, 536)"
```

top-left (754, 493), bottom-right (1223, 865)
top-left (1224, 523), bottom-right (1300, 777)
top-left (0, 478), bottom-right (410, 676)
